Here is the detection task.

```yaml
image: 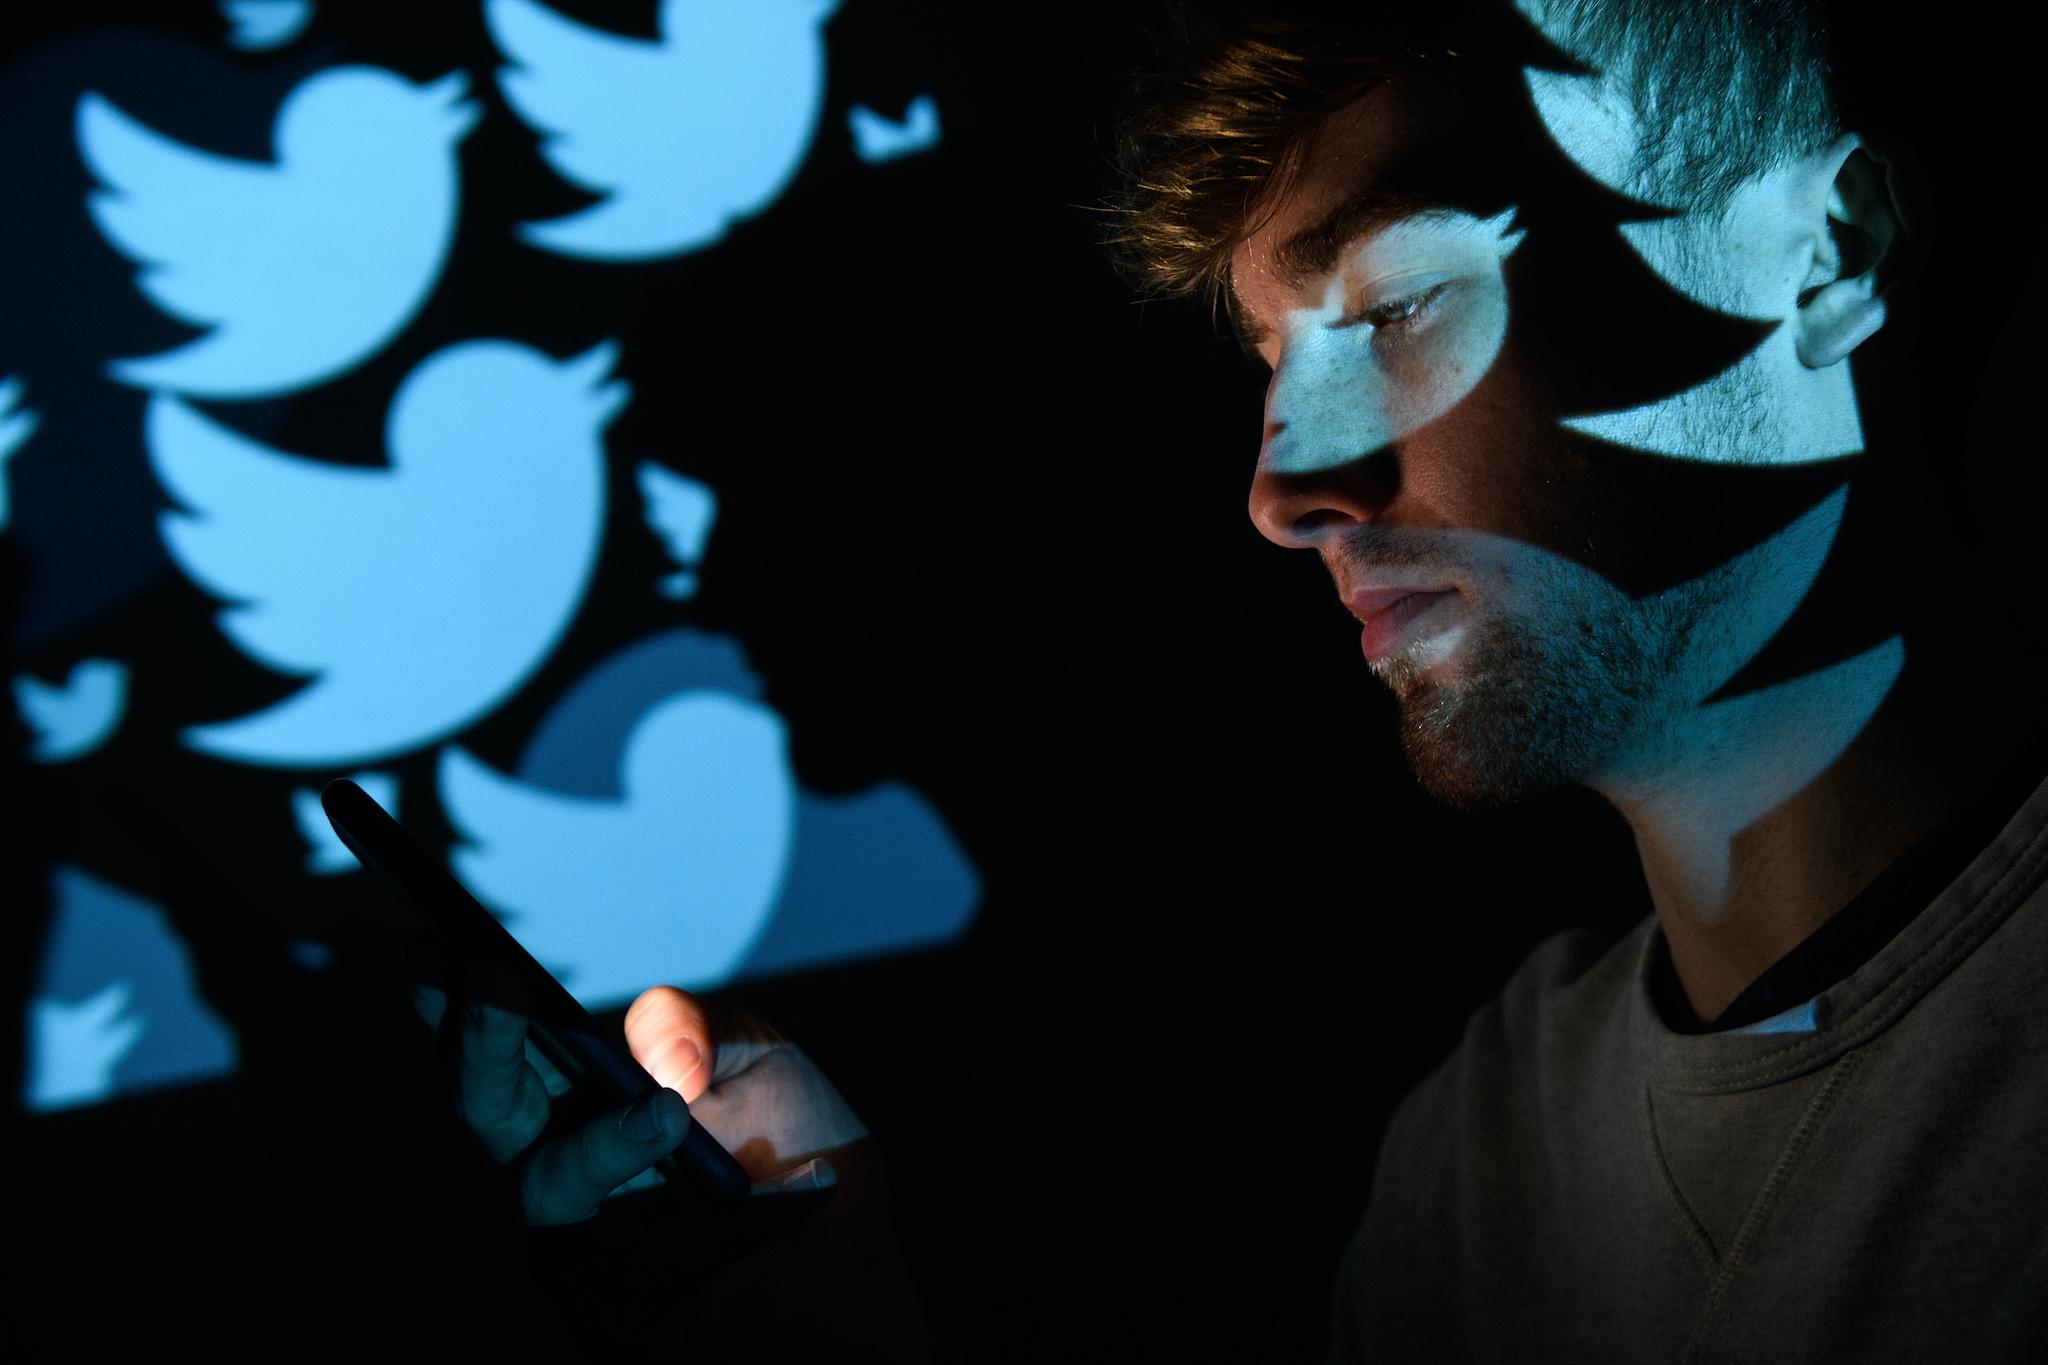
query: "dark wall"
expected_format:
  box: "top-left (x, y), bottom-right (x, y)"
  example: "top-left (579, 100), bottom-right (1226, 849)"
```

top-left (7, 2), bottom-right (2018, 1360)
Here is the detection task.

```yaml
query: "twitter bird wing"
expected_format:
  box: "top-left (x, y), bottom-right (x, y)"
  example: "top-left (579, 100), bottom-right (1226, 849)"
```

top-left (637, 461), bottom-right (716, 566)
top-left (14, 659), bottom-right (129, 763)
top-left (77, 92), bottom-right (289, 329)
top-left (439, 743), bottom-right (624, 917)
top-left (147, 395), bottom-right (396, 676)
top-left (486, 0), bottom-right (681, 195)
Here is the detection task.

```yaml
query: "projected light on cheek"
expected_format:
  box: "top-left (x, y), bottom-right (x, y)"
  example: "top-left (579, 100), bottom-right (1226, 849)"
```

top-left (1518, 62), bottom-right (1865, 467)
top-left (1261, 210), bottom-right (1522, 479)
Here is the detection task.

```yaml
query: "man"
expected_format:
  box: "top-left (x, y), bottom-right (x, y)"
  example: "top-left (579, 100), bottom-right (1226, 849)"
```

top-left (1100, 0), bottom-right (2048, 1359)
top-left (431, 0), bottom-right (2045, 1358)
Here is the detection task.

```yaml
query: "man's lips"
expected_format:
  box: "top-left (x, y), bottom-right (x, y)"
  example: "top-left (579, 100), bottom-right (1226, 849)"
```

top-left (1346, 587), bottom-right (1459, 663)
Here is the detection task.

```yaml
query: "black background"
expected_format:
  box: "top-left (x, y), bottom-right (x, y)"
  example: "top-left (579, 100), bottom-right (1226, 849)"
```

top-left (2, 2), bottom-right (2023, 1360)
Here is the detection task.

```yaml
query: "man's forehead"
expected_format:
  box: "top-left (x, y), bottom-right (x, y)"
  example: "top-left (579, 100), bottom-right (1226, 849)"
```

top-left (1231, 84), bottom-right (1422, 294)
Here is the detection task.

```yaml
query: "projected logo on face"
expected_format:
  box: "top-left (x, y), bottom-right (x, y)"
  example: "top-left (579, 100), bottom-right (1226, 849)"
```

top-left (440, 629), bottom-right (980, 1006)
top-left (150, 338), bottom-right (625, 766)
top-left (77, 65), bottom-right (477, 399)
top-left (486, 0), bottom-right (840, 261)
top-left (1519, 63), bottom-right (1865, 465)
top-left (23, 866), bottom-right (238, 1112)
top-left (1245, 6), bottom-right (1907, 908)
top-left (1258, 208), bottom-right (1525, 479)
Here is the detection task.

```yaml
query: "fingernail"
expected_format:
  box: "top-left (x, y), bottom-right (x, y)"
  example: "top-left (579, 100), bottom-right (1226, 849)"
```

top-left (465, 999), bottom-right (482, 1023)
top-left (621, 1091), bottom-right (665, 1142)
top-left (785, 1158), bottom-right (836, 1191)
top-left (655, 1089), bottom-right (686, 1142)
top-left (661, 1038), bottom-right (703, 1092)
top-left (622, 1088), bottom-right (684, 1143)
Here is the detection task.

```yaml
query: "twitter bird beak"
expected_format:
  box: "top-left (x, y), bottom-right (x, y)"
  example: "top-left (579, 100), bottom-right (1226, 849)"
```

top-left (425, 71), bottom-right (471, 106)
top-left (594, 380), bottom-right (632, 425)
top-left (564, 342), bottom-right (629, 424)
top-left (424, 71), bottom-right (483, 138)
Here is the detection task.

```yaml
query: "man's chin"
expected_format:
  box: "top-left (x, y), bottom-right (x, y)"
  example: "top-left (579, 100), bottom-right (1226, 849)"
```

top-left (1387, 671), bottom-right (1584, 812)
top-left (1398, 718), bottom-right (1559, 810)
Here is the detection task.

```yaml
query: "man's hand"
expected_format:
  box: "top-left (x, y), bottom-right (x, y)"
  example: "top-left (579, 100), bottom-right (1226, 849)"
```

top-left (412, 968), bottom-right (862, 1222)
top-left (414, 967), bottom-right (932, 1359)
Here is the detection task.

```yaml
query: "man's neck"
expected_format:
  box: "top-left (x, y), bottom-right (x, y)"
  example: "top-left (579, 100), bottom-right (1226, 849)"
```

top-left (1590, 649), bottom-right (1973, 1027)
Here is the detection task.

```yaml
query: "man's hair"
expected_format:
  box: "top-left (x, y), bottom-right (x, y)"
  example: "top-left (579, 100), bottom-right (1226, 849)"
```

top-left (1103, 0), bottom-right (1840, 316)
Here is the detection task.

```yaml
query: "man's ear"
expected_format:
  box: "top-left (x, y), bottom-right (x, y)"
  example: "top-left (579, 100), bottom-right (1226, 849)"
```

top-left (1794, 135), bottom-right (1901, 369)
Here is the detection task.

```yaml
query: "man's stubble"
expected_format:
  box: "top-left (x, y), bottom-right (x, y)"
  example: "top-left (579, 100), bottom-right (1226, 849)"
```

top-left (1372, 541), bottom-right (1744, 811)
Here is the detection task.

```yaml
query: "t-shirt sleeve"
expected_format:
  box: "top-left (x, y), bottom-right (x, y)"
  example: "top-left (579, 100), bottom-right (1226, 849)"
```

top-left (1325, 1217), bottom-right (1374, 1364)
top-left (1325, 1076), bottom-right (1450, 1364)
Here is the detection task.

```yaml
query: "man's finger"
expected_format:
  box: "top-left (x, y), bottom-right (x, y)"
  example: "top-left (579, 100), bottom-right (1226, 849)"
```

top-left (625, 986), bottom-right (719, 1101)
top-left (456, 1000), bottom-right (551, 1163)
top-left (412, 982), bottom-right (447, 1031)
top-left (521, 1087), bottom-right (689, 1226)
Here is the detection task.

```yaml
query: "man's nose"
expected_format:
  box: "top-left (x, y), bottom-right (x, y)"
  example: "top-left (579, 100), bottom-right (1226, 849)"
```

top-left (1247, 341), bottom-right (1400, 548)
top-left (1248, 425), bottom-right (1400, 547)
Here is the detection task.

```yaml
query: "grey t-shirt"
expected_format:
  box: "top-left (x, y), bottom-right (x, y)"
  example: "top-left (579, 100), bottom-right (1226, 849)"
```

top-left (1330, 767), bottom-right (2048, 1362)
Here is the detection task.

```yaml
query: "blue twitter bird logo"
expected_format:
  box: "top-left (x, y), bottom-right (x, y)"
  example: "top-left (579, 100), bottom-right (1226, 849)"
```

top-left (14, 658), bottom-right (130, 762)
top-left (150, 338), bottom-right (627, 767)
top-left (0, 375), bottom-right (39, 532)
top-left (78, 65), bottom-right (478, 399)
top-left (24, 865), bottom-right (238, 1112)
top-left (440, 690), bottom-right (796, 1006)
top-left (637, 462), bottom-right (716, 599)
top-left (849, 94), bottom-right (941, 164)
top-left (221, 0), bottom-right (315, 51)
top-left (487, 0), bottom-right (840, 261)
top-left (27, 981), bottom-right (148, 1111)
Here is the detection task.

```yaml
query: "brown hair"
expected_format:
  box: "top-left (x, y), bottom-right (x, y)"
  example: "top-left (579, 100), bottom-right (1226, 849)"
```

top-left (1101, 1), bottom-right (1838, 322)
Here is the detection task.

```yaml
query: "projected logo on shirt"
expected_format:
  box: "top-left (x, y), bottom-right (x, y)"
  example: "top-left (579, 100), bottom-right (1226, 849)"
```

top-left (78, 65), bottom-right (478, 399)
top-left (486, 0), bottom-right (840, 261)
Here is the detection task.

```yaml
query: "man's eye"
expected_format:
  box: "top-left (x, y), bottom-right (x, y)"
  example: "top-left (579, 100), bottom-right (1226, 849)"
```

top-left (1353, 282), bottom-right (1449, 333)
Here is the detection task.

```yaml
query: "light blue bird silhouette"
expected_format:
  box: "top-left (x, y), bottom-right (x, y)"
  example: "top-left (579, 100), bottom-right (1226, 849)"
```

top-left (14, 658), bottom-right (130, 762)
top-left (27, 981), bottom-right (148, 1111)
top-left (486, 0), bottom-right (840, 261)
top-left (220, 0), bottom-right (315, 51)
top-left (23, 865), bottom-right (238, 1112)
top-left (0, 375), bottom-right (39, 533)
top-left (294, 770), bottom-right (398, 873)
top-left (440, 689), bottom-right (796, 1006)
top-left (849, 94), bottom-right (940, 164)
top-left (78, 65), bottom-right (478, 399)
top-left (637, 461), bottom-right (716, 599)
top-left (150, 338), bottom-right (627, 767)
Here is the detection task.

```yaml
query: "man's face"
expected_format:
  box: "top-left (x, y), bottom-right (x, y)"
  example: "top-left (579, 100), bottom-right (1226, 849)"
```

top-left (1228, 68), bottom-right (1859, 810)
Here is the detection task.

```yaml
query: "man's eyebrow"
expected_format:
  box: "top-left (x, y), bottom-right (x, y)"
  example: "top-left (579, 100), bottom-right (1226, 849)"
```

top-left (1236, 187), bottom-right (1445, 350)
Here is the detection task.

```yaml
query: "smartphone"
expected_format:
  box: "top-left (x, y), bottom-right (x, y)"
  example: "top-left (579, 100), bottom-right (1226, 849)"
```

top-left (320, 776), bottom-right (753, 1201)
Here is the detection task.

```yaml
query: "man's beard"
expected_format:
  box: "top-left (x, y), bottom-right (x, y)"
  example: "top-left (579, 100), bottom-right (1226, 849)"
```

top-left (1370, 570), bottom-right (1709, 810)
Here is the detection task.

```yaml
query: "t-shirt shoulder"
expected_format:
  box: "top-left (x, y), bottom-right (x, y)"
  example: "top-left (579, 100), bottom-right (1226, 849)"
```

top-left (1421, 921), bottom-right (1637, 1115)
top-left (1333, 922), bottom-right (1645, 1361)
